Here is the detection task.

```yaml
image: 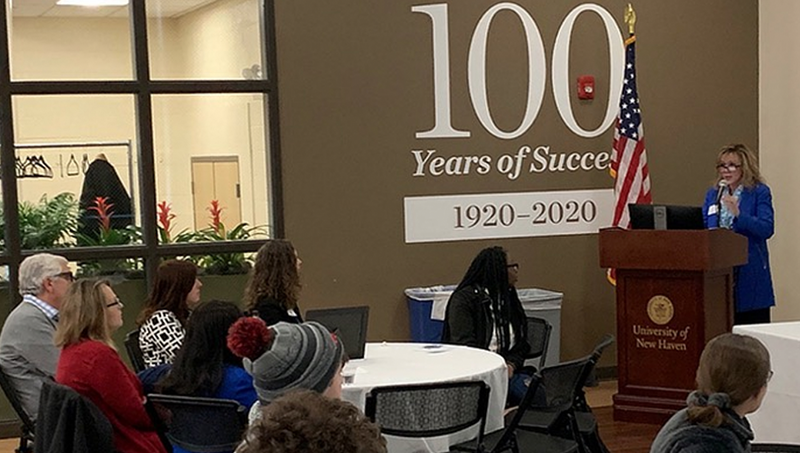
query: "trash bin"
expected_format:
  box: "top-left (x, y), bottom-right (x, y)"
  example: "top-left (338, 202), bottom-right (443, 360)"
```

top-left (404, 285), bottom-right (456, 343)
top-left (518, 288), bottom-right (563, 368)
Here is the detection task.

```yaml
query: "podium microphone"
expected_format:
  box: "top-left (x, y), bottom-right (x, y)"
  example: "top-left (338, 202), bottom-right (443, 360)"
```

top-left (715, 180), bottom-right (728, 205)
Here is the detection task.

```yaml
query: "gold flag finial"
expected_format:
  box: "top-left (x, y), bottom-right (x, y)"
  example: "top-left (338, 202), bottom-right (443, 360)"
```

top-left (624, 4), bottom-right (636, 35)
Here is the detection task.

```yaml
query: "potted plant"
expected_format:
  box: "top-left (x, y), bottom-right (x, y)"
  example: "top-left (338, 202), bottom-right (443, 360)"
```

top-left (75, 196), bottom-right (142, 278)
top-left (192, 200), bottom-right (265, 275)
top-left (0, 192), bottom-right (79, 249)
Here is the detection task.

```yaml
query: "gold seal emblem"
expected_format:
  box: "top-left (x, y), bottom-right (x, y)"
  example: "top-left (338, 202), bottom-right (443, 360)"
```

top-left (647, 295), bottom-right (674, 325)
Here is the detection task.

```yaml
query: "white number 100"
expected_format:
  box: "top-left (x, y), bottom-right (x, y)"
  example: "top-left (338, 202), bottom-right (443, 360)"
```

top-left (413, 2), bottom-right (624, 140)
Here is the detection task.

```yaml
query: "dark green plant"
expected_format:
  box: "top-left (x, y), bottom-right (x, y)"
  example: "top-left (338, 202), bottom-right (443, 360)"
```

top-left (0, 193), bottom-right (79, 249)
top-left (192, 200), bottom-right (266, 275)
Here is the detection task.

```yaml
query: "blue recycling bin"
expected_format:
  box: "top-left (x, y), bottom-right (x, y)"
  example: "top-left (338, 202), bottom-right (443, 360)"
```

top-left (404, 285), bottom-right (456, 343)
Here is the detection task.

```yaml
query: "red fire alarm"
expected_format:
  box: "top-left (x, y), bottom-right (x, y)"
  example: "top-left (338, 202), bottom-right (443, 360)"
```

top-left (577, 75), bottom-right (595, 100)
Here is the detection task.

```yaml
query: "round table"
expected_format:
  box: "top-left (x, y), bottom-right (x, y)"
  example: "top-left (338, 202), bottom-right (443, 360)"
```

top-left (341, 342), bottom-right (508, 453)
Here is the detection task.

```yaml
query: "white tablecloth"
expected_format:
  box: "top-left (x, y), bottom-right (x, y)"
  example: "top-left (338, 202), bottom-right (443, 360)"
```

top-left (341, 342), bottom-right (508, 453)
top-left (732, 322), bottom-right (800, 443)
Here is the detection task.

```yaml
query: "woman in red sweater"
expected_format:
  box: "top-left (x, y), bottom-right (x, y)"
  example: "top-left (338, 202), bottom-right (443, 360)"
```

top-left (55, 279), bottom-right (167, 453)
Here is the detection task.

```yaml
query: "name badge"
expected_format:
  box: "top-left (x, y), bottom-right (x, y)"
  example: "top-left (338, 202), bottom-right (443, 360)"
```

top-left (707, 205), bottom-right (718, 216)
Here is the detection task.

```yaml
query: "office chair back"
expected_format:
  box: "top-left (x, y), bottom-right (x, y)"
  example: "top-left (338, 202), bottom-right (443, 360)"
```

top-left (148, 393), bottom-right (247, 453)
top-left (525, 316), bottom-right (552, 368)
top-left (365, 380), bottom-right (489, 440)
top-left (305, 306), bottom-right (369, 359)
top-left (0, 366), bottom-right (35, 452)
top-left (125, 329), bottom-right (146, 372)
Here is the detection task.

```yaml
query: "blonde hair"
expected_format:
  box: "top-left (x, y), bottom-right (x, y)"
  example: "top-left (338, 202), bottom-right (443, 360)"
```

top-left (687, 333), bottom-right (770, 427)
top-left (54, 278), bottom-right (115, 349)
top-left (716, 143), bottom-right (764, 188)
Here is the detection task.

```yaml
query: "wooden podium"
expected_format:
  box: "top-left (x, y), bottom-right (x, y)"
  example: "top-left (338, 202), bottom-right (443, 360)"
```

top-left (598, 228), bottom-right (747, 424)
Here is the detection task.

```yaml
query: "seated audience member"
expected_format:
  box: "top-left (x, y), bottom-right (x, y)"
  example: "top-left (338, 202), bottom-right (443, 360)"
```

top-left (650, 333), bottom-right (771, 453)
top-left (236, 390), bottom-right (386, 453)
top-left (137, 259), bottom-right (203, 368)
top-left (441, 246), bottom-right (533, 407)
top-left (244, 240), bottom-right (304, 326)
top-left (226, 317), bottom-right (343, 423)
top-left (0, 253), bottom-right (72, 420)
top-left (55, 279), bottom-right (167, 453)
top-left (154, 300), bottom-right (257, 453)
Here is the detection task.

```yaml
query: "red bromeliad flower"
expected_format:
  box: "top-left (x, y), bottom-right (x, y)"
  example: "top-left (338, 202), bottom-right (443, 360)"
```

top-left (157, 201), bottom-right (176, 242)
top-left (208, 200), bottom-right (224, 235)
top-left (88, 196), bottom-right (114, 233)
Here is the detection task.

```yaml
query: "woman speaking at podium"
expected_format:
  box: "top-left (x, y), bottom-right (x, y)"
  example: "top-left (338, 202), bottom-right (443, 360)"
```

top-left (702, 144), bottom-right (775, 325)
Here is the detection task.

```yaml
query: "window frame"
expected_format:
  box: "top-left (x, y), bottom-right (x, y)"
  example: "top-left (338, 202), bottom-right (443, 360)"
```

top-left (0, 0), bottom-right (282, 294)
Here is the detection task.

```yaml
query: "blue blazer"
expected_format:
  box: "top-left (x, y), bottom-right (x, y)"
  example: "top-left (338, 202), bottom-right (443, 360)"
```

top-left (702, 183), bottom-right (775, 313)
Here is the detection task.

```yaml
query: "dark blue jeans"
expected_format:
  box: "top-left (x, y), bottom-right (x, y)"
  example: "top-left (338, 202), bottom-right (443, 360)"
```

top-left (507, 371), bottom-right (546, 407)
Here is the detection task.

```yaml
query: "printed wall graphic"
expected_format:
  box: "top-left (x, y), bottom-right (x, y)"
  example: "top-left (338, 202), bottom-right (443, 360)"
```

top-left (405, 3), bottom-right (625, 243)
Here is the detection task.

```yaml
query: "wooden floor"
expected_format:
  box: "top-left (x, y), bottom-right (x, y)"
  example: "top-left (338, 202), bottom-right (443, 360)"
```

top-left (0, 381), bottom-right (662, 453)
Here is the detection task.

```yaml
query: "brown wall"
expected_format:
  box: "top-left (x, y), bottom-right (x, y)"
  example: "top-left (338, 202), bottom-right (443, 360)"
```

top-left (274, 0), bottom-right (758, 366)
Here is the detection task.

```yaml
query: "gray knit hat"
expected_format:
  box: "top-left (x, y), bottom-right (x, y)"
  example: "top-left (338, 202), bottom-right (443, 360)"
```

top-left (243, 321), bottom-right (343, 403)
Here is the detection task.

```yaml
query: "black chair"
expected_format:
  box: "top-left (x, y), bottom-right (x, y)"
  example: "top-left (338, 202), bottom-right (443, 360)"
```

top-left (752, 444), bottom-right (800, 452)
top-left (517, 356), bottom-right (592, 452)
top-left (148, 393), bottom-right (248, 453)
top-left (305, 306), bottom-right (369, 359)
top-left (525, 316), bottom-right (552, 370)
top-left (0, 366), bottom-right (35, 453)
top-left (519, 335), bottom-right (615, 453)
top-left (451, 375), bottom-right (579, 453)
top-left (36, 380), bottom-right (114, 453)
top-left (125, 329), bottom-right (146, 372)
top-left (572, 335), bottom-right (614, 453)
top-left (365, 380), bottom-right (489, 441)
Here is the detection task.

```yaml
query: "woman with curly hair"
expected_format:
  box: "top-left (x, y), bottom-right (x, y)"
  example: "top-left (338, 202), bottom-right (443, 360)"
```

top-left (650, 333), bottom-right (771, 453)
top-left (137, 260), bottom-right (203, 368)
top-left (244, 240), bottom-right (303, 326)
top-left (236, 390), bottom-right (386, 453)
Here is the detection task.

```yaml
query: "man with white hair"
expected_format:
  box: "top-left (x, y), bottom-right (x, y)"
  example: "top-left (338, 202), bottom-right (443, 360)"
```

top-left (0, 253), bottom-right (72, 420)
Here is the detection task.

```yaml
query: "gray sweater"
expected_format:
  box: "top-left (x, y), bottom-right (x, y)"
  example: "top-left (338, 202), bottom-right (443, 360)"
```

top-left (0, 301), bottom-right (59, 420)
top-left (650, 406), bottom-right (754, 453)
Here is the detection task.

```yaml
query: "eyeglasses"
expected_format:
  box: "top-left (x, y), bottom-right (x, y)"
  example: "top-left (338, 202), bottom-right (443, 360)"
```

top-left (507, 263), bottom-right (519, 270)
top-left (52, 271), bottom-right (75, 282)
top-left (106, 298), bottom-right (123, 309)
top-left (767, 370), bottom-right (774, 383)
top-left (716, 163), bottom-right (741, 171)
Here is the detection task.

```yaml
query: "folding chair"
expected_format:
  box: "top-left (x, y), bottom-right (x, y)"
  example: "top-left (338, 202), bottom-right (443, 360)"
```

top-left (525, 316), bottom-right (552, 371)
top-left (0, 366), bottom-right (35, 453)
top-left (519, 334), bottom-right (615, 453)
top-left (451, 374), bottom-right (579, 453)
top-left (125, 329), bottom-right (146, 372)
top-left (148, 393), bottom-right (247, 453)
top-left (365, 380), bottom-right (490, 441)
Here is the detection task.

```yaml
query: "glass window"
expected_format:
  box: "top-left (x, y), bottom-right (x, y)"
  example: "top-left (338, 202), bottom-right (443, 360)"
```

top-left (152, 93), bottom-right (271, 244)
top-left (8, 5), bottom-right (133, 81)
top-left (147, 0), bottom-right (266, 80)
top-left (13, 95), bottom-right (140, 250)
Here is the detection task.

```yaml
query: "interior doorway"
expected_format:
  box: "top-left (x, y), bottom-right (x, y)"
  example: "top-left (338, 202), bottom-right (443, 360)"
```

top-left (191, 156), bottom-right (242, 230)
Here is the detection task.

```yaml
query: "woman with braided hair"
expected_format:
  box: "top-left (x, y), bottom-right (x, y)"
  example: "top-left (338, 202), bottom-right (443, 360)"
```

top-left (441, 246), bottom-right (532, 407)
top-left (650, 333), bottom-right (771, 453)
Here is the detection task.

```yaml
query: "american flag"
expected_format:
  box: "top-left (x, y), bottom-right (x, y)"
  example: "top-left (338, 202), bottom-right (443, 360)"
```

top-left (610, 35), bottom-right (651, 228)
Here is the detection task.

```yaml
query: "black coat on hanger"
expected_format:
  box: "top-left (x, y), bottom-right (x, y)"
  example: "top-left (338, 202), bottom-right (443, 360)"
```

top-left (77, 159), bottom-right (133, 238)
